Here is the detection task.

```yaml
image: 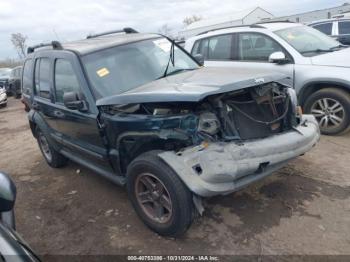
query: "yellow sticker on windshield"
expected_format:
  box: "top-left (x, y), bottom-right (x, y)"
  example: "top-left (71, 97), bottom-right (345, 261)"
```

top-left (97, 67), bottom-right (110, 77)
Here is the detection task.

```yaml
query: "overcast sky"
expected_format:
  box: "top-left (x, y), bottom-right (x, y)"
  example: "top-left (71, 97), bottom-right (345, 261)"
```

top-left (0, 0), bottom-right (347, 59)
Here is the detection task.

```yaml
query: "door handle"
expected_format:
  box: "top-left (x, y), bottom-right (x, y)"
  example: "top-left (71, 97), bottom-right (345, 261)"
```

top-left (32, 102), bottom-right (40, 110)
top-left (53, 110), bottom-right (65, 118)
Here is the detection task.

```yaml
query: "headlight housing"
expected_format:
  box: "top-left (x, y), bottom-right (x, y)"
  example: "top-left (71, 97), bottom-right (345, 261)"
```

top-left (287, 88), bottom-right (302, 116)
top-left (197, 112), bottom-right (220, 135)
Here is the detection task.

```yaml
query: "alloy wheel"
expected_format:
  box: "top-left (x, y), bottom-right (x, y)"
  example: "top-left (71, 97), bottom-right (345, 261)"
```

top-left (39, 132), bottom-right (52, 162)
top-left (311, 98), bottom-right (345, 130)
top-left (135, 173), bottom-right (173, 224)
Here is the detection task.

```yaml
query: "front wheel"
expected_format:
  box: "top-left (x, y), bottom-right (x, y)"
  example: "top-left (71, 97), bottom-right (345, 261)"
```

top-left (127, 151), bottom-right (194, 237)
top-left (304, 88), bottom-right (350, 135)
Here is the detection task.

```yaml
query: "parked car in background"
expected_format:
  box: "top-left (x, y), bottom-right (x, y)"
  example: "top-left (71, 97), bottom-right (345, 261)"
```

top-left (309, 18), bottom-right (350, 45)
top-left (0, 172), bottom-right (39, 261)
top-left (24, 29), bottom-right (319, 236)
top-left (8, 66), bottom-right (23, 98)
top-left (0, 68), bottom-right (12, 95)
top-left (185, 21), bottom-right (350, 135)
top-left (0, 86), bottom-right (7, 108)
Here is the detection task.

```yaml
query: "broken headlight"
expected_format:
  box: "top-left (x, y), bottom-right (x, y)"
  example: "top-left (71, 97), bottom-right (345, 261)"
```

top-left (287, 88), bottom-right (302, 116)
top-left (197, 112), bottom-right (220, 135)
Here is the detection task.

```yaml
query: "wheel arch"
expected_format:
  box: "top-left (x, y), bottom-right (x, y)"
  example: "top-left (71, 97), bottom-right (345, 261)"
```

top-left (118, 133), bottom-right (191, 175)
top-left (298, 81), bottom-right (350, 107)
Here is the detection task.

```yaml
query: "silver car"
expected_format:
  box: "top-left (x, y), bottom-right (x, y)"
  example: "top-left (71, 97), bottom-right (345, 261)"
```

top-left (185, 21), bottom-right (350, 135)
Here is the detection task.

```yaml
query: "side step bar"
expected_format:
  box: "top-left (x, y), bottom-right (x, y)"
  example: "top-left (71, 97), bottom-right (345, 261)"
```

top-left (61, 150), bottom-right (126, 186)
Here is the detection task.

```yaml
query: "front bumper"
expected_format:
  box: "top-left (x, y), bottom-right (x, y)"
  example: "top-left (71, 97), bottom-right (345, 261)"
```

top-left (159, 115), bottom-right (320, 197)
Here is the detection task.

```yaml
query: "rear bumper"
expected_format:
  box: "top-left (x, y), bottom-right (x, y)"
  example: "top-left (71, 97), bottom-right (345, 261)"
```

top-left (159, 115), bottom-right (320, 197)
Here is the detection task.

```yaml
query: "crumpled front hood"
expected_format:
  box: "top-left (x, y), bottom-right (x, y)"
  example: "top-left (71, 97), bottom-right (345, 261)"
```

top-left (311, 47), bottom-right (350, 68)
top-left (96, 67), bottom-right (288, 106)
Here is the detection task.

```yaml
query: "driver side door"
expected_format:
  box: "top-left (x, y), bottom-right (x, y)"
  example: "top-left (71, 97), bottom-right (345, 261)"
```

top-left (50, 52), bottom-right (112, 172)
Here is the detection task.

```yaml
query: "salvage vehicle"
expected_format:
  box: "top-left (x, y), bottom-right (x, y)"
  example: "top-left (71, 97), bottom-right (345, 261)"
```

top-left (185, 21), bottom-right (350, 135)
top-left (0, 172), bottom-right (40, 261)
top-left (0, 86), bottom-right (7, 108)
top-left (25, 28), bottom-right (320, 236)
top-left (8, 66), bottom-right (23, 99)
top-left (0, 68), bottom-right (12, 95)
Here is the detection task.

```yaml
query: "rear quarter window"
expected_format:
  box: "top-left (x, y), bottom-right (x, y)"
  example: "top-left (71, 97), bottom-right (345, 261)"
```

top-left (22, 59), bottom-right (33, 95)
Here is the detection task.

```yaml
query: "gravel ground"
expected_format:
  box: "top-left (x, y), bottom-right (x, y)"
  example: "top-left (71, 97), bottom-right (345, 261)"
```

top-left (0, 97), bottom-right (349, 256)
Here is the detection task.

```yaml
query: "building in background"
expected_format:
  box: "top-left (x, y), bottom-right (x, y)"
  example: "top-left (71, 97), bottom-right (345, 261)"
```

top-left (177, 7), bottom-right (274, 40)
top-left (274, 2), bottom-right (350, 23)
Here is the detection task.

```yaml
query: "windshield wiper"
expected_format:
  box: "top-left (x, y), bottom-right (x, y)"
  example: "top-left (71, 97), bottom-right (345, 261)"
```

top-left (165, 68), bottom-right (197, 77)
top-left (330, 44), bottom-right (348, 50)
top-left (160, 39), bottom-right (175, 79)
top-left (301, 48), bottom-right (335, 54)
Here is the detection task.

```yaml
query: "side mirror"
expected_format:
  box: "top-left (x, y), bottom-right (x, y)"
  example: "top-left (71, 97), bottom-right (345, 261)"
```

top-left (269, 52), bottom-right (288, 64)
top-left (0, 172), bottom-right (16, 229)
top-left (63, 91), bottom-right (87, 111)
top-left (0, 173), bottom-right (16, 213)
top-left (193, 54), bottom-right (204, 66)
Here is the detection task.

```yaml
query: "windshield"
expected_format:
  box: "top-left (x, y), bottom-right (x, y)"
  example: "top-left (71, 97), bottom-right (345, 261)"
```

top-left (82, 37), bottom-right (199, 98)
top-left (0, 68), bottom-right (11, 78)
top-left (275, 25), bottom-right (342, 56)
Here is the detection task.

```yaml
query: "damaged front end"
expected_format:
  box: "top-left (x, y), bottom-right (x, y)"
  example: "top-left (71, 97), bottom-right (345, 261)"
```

top-left (100, 81), bottom-right (319, 198)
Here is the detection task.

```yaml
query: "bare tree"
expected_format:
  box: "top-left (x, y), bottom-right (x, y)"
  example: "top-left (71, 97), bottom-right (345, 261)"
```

top-left (158, 24), bottom-right (172, 37)
top-left (183, 15), bottom-right (202, 27)
top-left (10, 33), bottom-right (28, 60)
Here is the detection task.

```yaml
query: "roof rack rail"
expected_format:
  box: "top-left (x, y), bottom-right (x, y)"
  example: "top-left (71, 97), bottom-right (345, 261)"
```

top-left (27, 41), bottom-right (63, 54)
top-left (256, 19), bottom-right (294, 24)
top-left (196, 24), bottom-right (265, 36)
top-left (86, 27), bottom-right (138, 39)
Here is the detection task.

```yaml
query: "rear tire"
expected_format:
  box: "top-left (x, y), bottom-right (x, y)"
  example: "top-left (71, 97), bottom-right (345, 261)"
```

top-left (127, 151), bottom-right (193, 237)
top-left (304, 88), bottom-right (350, 135)
top-left (36, 129), bottom-right (68, 168)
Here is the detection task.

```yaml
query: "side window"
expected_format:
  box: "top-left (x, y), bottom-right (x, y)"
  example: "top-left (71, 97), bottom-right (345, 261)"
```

top-left (339, 21), bottom-right (350, 35)
top-left (238, 33), bottom-right (283, 62)
top-left (191, 34), bottom-right (232, 61)
top-left (312, 23), bottom-right (333, 35)
top-left (34, 58), bottom-right (51, 99)
top-left (191, 38), bottom-right (209, 59)
top-left (54, 59), bottom-right (81, 104)
top-left (207, 34), bottom-right (232, 60)
top-left (22, 59), bottom-right (33, 95)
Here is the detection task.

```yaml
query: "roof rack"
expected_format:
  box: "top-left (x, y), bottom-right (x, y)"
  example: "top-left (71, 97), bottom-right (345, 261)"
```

top-left (256, 19), bottom-right (294, 24)
top-left (196, 24), bottom-right (265, 36)
top-left (86, 27), bottom-right (138, 39)
top-left (27, 41), bottom-right (63, 54)
top-left (195, 20), bottom-right (295, 36)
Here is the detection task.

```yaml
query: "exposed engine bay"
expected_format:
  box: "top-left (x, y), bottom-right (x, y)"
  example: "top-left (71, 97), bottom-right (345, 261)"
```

top-left (102, 82), bottom-right (298, 141)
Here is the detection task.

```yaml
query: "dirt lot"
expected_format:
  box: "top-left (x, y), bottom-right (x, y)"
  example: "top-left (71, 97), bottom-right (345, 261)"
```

top-left (0, 97), bottom-right (350, 256)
